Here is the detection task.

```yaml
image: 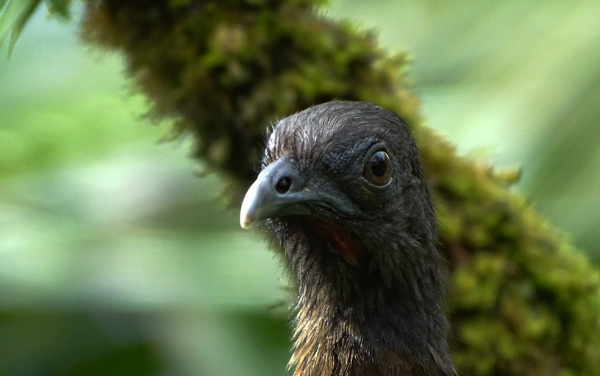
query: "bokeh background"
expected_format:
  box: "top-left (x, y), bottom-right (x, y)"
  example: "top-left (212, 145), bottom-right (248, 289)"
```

top-left (1, 0), bottom-right (599, 375)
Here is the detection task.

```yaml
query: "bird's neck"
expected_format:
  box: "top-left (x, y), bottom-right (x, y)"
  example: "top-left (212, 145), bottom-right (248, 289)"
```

top-left (284, 228), bottom-right (455, 376)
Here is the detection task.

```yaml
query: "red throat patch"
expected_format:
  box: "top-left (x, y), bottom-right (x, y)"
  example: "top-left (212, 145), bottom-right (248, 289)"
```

top-left (304, 216), bottom-right (362, 264)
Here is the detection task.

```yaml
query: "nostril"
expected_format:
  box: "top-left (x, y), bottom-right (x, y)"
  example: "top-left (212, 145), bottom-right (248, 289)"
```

top-left (275, 176), bottom-right (292, 194)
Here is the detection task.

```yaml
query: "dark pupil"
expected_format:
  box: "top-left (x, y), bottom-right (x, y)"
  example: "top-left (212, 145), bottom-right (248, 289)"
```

top-left (370, 153), bottom-right (387, 177)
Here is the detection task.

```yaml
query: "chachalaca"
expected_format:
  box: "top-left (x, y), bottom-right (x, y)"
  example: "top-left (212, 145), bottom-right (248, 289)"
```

top-left (240, 101), bottom-right (456, 376)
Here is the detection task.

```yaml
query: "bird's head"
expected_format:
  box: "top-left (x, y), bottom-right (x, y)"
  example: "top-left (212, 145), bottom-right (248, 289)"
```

top-left (239, 101), bottom-right (454, 375)
top-left (240, 101), bottom-right (436, 284)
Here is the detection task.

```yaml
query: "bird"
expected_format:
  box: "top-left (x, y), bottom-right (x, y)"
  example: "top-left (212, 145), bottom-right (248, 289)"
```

top-left (240, 101), bottom-right (456, 376)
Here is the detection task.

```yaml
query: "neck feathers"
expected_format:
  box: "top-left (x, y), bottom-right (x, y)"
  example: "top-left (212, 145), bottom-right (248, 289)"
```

top-left (280, 226), bottom-right (456, 376)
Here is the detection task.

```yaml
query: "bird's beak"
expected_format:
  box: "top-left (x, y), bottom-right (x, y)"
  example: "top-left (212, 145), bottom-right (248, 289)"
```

top-left (240, 157), bottom-right (358, 229)
top-left (240, 157), bottom-right (307, 229)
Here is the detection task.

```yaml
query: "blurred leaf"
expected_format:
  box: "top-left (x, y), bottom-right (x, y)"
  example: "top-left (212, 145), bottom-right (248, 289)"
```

top-left (6, 0), bottom-right (40, 57)
top-left (0, 0), bottom-right (42, 57)
top-left (0, 0), bottom-right (73, 57)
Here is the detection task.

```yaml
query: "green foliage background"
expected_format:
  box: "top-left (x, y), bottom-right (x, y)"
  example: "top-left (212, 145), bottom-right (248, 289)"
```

top-left (1, 1), bottom-right (599, 375)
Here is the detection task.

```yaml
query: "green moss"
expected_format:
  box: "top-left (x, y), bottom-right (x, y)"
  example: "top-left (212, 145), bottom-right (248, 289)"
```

top-left (80, 1), bottom-right (600, 375)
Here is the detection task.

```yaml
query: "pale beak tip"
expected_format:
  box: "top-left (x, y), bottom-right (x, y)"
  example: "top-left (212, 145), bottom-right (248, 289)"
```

top-left (240, 215), bottom-right (253, 229)
top-left (240, 182), bottom-right (258, 229)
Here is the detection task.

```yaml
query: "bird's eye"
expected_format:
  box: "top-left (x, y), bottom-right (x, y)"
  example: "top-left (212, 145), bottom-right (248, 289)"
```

top-left (363, 150), bottom-right (392, 186)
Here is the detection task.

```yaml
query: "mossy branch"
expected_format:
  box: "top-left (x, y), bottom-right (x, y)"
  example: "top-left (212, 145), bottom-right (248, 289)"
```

top-left (79, 1), bottom-right (600, 375)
